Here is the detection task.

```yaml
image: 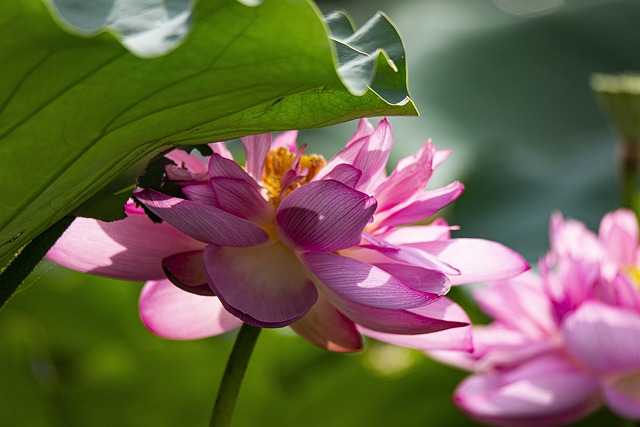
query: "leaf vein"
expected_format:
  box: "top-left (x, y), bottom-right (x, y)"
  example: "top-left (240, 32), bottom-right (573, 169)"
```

top-left (0, 49), bottom-right (127, 141)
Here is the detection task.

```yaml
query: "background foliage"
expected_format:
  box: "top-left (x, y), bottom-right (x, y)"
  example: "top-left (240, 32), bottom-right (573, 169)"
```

top-left (3, 0), bottom-right (640, 425)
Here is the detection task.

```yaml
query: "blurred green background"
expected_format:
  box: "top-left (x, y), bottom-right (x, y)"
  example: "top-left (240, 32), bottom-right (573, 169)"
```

top-left (3, 0), bottom-right (640, 425)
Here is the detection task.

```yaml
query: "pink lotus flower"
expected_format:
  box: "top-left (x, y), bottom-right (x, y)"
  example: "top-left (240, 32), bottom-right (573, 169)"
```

top-left (432, 209), bottom-right (640, 425)
top-left (47, 119), bottom-right (527, 352)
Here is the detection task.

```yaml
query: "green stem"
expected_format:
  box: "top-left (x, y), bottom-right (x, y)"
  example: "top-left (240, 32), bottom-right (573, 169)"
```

top-left (0, 216), bottom-right (73, 310)
top-left (210, 323), bottom-right (261, 427)
top-left (621, 140), bottom-right (640, 211)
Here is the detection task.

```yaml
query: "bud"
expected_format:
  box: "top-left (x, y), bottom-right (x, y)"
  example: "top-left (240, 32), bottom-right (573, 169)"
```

top-left (591, 73), bottom-right (640, 142)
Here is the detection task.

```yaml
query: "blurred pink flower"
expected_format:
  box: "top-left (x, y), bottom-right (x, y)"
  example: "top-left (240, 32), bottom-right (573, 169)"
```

top-left (48, 119), bottom-right (527, 352)
top-left (432, 209), bottom-right (640, 425)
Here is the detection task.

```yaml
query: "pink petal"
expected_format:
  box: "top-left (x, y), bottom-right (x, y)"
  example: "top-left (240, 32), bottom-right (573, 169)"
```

top-left (164, 149), bottom-right (208, 182)
top-left (207, 154), bottom-right (261, 189)
top-left (454, 355), bottom-right (601, 426)
top-left (348, 298), bottom-right (471, 342)
top-left (561, 301), bottom-right (640, 374)
top-left (272, 130), bottom-right (298, 152)
top-left (433, 148), bottom-right (453, 169)
top-left (322, 164), bottom-right (362, 188)
top-left (182, 183), bottom-right (218, 206)
top-left (164, 149), bottom-right (208, 175)
top-left (549, 212), bottom-right (602, 261)
top-left (210, 177), bottom-right (273, 224)
top-left (165, 164), bottom-right (207, 182)
top-left (315, 119), bottom-right (391, 191)
top-left (387, 329), bottom-right (474, 354)
top-left (162, 250), bottom-right (213, 296)
top-left (429, 322), bottom-right (559, 373)
top-left (139, 279), bottom-right (242, 340)
top-left (463, 323), bottom-right (557, 370)
top-left (472, 273), bottom-right (556, 339)
top-left (276, 180), bottom-right (376, 252)
top-left (135, 189), bottom-right (269, 247)
top-left (611, 273), bottom-right (640, 312)
top-left (381, 223), bottom-right (457, 244)
top-left (346, 118), bottom-right (375, 147)
top-left (599, 209), bottom-right (638, 266)
top-left (373, 141), bottom-right (435, 212)
top-left (540, 254), bottom-right (600, 314)
top-left (349, 118), bottom-right (393, 192)
top-left (376, 181), bottom-right (464, 228)
top-left (204, 243), bottom-right (317, 328)
top-left (315, 140), bottom-right (363, 181)
top-left (47, 210), bottom-right (204, 281)
top-left (290, 295), bottom-right (362, 353)
top-left (603, 371), bottom-right (640, 419)
top-left (301, 252), bottom-right (440, 309)
top-left (352, 238), bottom-right (460, 277)
top-left (280, 170), bottom-right (305, 195)
top-left (358, 298), bottom-right (473, 354)
top-left (241, 133), bottom-right (271, 183)
top-left (373, 262), bottom-right (450, 295)
top-left (407, 238), bottom-right (529, 285)
top-left (208, 142), bottom-right (234, 160)
top-left (391, 142), bottom-right (430, 173)
top-left (428, 349), bottom-right (478, 372)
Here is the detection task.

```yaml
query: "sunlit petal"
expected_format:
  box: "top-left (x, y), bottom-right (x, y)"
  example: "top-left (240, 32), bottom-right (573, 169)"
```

top-left (204, 243), bottom-right (317, 327)
top-left (139, 279), bottom-right (242, 340)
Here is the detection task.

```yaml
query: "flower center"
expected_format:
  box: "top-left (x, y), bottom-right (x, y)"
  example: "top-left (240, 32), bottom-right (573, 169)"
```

top-left (625, 266), bottom-right (640, 290)
top-left (262, 147), bottom-right (326, 204)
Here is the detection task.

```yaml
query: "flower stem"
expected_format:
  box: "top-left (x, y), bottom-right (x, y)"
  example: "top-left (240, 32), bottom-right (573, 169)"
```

top-left (620, 139), bottom-right (640, 213)
top-left (210, 323), bottom-right (261, 427)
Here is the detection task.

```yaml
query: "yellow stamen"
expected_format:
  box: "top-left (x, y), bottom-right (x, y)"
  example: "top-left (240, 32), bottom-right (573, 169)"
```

top-left (262, 147), bottom-right (326, 204)
top-left (626, 267), bottom-right (640, 290)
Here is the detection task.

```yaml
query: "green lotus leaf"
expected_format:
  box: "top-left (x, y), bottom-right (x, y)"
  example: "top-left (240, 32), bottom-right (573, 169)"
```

top-left (0, 0), bottom-right (417, 269)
